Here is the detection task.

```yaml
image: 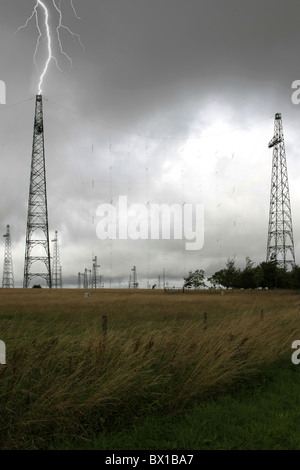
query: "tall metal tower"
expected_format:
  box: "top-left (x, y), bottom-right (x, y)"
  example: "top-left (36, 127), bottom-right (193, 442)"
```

top-left (92, 255), bottom-right (100, 288)
top-left (23, 95), bottom-right (52, 288)
top-left (78, 272), bottom-right (84, 288)
top-left (266, 113), bottom-right (295, 269)
top-left (84, 268), bottom-right (88, 289)
top-left (2, 225), bottom-right (14, 288)
top-left (51, 231), bottom-right (62, 288)
top-left (131, 266), bottom-right (138, 289)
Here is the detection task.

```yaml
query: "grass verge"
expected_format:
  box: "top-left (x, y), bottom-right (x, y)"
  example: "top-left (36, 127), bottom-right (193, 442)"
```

top-left (50, 363), bottom-right (300, 450)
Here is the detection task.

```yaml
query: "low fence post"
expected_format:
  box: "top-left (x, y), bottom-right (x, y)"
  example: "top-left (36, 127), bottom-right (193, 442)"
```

top-left (203, 312), bottom-right (207, 331)
top-left (102, 315), bottom-right (107, 336)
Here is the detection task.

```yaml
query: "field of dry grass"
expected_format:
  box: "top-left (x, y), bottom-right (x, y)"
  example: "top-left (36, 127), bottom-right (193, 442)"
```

top-left (0, 288), bottom-right (299, 449)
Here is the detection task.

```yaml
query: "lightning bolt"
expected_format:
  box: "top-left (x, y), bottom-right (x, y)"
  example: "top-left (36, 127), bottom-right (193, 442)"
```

top-left (16, 0), bottom-right (84, 95)
top-left (53, 0), bottom-right (85, 67)
top-left (70, 0), bottom-right (81, 19)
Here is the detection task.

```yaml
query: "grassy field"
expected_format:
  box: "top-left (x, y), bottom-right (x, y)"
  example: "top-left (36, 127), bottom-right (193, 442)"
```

top-left (0, 288), bottom-right (299, 449)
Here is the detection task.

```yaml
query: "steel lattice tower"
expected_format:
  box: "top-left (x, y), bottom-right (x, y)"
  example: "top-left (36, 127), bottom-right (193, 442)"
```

top-left (131, 266), bottom-right (138, 288)
top-left (23, 95), bottom-right (52, 288)
top-left (51, 231), bottom-right (62, 288)
top-left (92, 255), bottom-right (100, 288)
top-left (266, 113), bottom-right (295, 269)
top-left (78, 272), bottom-right (84, 288)
top-left (2, 225), bottom-right (14, 288)
top-left (83, 268), bottom-right (88, 289)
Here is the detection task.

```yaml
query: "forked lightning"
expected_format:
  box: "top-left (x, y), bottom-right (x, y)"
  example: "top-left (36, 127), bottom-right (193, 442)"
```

top-left (16, 0), bottom-right (83, 94)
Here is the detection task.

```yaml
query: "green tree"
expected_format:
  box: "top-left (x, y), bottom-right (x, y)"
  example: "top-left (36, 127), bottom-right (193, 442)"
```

top-left (208, 257), bottom-right (298, 291)
top-left (183, 269), bottom-right (206, 289)
top-left (257, 260), bottom-right (290, 289)
top-left (224, 258), bottom-right (240, 289)
top-left (239, 257), bottom-right (257, 289)
top-left (289, 265), bottom-right (300, 289)
top-left (253, 264), bottom-right (264, 288)
top-left (207, 269), bottom-right (227, 289)
top-left (207, 259), bottom-right (240, 289)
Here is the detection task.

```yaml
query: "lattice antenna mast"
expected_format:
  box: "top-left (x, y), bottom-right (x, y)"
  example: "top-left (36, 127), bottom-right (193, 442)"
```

top-left (2, 225), bottom-right (14, 288)
top-left (267, 113), bottom-right (295, 269)
top-left (92, 255), bottom-right (100, 288)
top-left (83, 268), bottom-right (88, 289)
top-left (51, 230), bottom-right (62, 288)
top-left (78, 272), bottom-right (84, 288)
top-left (23, 95), bottom-right (52, 288)
top-left (131, 266), bottom-right (138, 289)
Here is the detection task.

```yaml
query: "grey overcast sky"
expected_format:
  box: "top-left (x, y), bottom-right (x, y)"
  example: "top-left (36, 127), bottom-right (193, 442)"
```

top-left (0, 0), bottom-right (300, 287)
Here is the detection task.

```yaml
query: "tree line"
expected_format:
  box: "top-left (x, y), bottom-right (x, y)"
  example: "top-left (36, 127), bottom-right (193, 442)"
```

top-left (183, 257), bottom-right (300, 290)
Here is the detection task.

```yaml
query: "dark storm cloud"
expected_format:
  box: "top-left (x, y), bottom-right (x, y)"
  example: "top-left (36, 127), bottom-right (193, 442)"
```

top-left (1, 1), bottom-right (300, 286)
top-left (75, 0), bottom-right (300, 121)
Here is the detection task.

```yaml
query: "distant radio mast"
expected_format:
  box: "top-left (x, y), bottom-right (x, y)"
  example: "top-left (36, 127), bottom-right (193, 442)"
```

top-left (51, 230), bottom-right (62, 288)
top-left (78, 272), bottom-right (84, 288)
top-left (131, 266), bottom-right (138, 289)
top-left (266, 113), bottom-right (295, 269)
top-left (92, 255), bottom-right (100, 288)
top-left (84, 268), bottom-right (88, 289)
top-left (2, 225), bottom-right (14, 288)
top-left (23, 95), bottom-right (52, 288)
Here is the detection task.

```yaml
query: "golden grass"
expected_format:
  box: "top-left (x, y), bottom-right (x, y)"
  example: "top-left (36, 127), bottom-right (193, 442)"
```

top-left (0, 288), bottom-right (299, 449)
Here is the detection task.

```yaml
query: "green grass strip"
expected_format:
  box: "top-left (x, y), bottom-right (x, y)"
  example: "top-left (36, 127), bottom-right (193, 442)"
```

top-left (51, 364), bottom-right (300, 450)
